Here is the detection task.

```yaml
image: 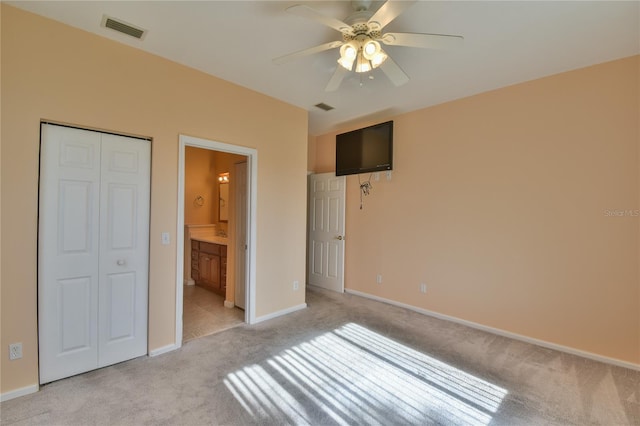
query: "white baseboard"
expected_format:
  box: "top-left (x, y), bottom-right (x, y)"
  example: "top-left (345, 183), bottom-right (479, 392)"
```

top-left (345, 288), bottom-right (640, 372)
top-left (149, 343), bottom-right (180, 357)
top-left (1, 384), bottom-right (39, 402)
top-left (253, 303), bottom-right (307, 324)
top-left (184, 279), bottom-right (195, 286)
top-left (224, 300), bottom-right (235, 308)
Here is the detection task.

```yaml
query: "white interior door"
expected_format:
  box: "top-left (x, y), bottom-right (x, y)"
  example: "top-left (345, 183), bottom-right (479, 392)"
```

top-left (307, 173), bottom-right (345, 292)
top-left (38, 124), bottom-right (150, 384)
top-left (234, 162), bottom-right (247, 309)
top-left (38, 125), bottom-right (101, 383)
top-left (97, 133), bottom-right (150, 366)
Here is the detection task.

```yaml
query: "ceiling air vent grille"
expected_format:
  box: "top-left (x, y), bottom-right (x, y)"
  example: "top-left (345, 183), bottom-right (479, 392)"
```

top-left (315, 103), bottom-right (335, 112)
top-left (102, 15), bottom-right (146, 40)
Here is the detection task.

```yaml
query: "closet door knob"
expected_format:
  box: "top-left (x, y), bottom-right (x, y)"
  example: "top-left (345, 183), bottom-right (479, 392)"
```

top-left (117, 259), bottom-right (126, 266)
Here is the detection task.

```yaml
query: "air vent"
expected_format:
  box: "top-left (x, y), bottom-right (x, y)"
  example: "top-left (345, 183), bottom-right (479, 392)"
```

top-left (101, 15), bottom-right (146, 40)
top-left (315, 103), bottom-right (335, 112)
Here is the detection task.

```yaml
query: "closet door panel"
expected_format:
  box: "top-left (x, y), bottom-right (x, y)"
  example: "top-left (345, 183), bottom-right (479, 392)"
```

top-left (98, 133), bottom-right (150, 367)
top-left (39, 125), bottom-right (101, 384)
top-left (105, 272), bottom-right (136, 341)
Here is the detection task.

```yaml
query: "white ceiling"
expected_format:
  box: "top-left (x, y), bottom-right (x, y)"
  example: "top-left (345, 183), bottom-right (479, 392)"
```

top-left (7, 1), bottom-right (640, 135)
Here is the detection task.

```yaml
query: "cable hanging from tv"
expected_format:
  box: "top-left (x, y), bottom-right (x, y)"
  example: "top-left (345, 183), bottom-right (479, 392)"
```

top-left (358, 173), bottom-right (373, 210)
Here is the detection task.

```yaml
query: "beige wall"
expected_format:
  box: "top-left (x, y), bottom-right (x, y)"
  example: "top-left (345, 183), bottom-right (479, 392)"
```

top-left (0, 5), bottom-right (308, 395)
top-left (312, 56), bottom-right (640, 365)
top-left (185, 147), bottom-right (218, 225)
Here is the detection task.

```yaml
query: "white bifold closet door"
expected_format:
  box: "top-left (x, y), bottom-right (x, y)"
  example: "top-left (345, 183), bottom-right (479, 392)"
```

top-left (38, 123), bottom-right (150, 384)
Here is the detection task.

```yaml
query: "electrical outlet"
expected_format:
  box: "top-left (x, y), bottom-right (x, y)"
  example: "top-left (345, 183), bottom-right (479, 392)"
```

top-left (376, 274), bottom-right (382, 284)
top-left (420, 283), bottom-right (427, 294)
top-left (9, 343), bottom-right (22, 360)
top-left (293, 281), bottom-right (299, 291)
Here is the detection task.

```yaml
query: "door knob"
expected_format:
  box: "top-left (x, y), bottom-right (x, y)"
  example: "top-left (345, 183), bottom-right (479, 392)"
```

top-left (336, 235), bottom-right (344, 240)
top-left (117, 259), bottom-right (126, 266)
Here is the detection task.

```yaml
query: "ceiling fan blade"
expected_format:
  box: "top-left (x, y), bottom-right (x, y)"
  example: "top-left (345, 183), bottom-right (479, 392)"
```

top-left (273, 41), bottom-right (343, 65)
top-left (367, 0), bottom-right (417, 32)
top-left (286, 5), bottom-right (354, 35)
top-left (381, 32), bottom-right (464, 49)
top-left (379, 56), bottom-right (409, 87)
top-left (325, 66), bottom-right (349, 92)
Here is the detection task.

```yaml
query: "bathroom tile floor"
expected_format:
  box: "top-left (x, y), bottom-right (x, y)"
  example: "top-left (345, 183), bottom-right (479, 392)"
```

top-left (182, 285), bottom-right (244, 342)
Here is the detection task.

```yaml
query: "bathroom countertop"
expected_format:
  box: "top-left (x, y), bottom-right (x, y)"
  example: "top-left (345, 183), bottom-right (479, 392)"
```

top-left (192, 235), bottom-right (228, 246)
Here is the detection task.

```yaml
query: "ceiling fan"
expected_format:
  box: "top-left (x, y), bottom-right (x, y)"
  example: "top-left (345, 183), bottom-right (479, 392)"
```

top-left (273, 0), bottom-right (464, 91)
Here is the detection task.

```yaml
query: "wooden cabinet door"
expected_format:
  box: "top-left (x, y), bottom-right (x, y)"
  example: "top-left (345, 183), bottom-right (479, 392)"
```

top-left (198, 253), bottom-right (220, 291)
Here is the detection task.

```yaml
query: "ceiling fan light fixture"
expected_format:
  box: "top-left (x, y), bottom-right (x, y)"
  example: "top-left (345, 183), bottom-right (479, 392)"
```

top-left (362, 40), bottom-right (380, 60)
top-left (370, 49), bottom-right (388, 68)
top-left (355, 53), bottom-right (372, 73)
top-left (339, 38), bottom-right (387, 73)
top-left (338, 56), bottom-right (355, 71)
top-left (338, 43), bottom-right (358, 70)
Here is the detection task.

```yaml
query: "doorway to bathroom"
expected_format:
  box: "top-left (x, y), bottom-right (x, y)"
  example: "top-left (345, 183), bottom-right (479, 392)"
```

top-left (176, 135), bottom-right (257, 346)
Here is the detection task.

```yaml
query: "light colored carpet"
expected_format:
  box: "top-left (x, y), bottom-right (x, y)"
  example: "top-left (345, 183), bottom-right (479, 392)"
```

top-left (1, 286), bottom-right (638, 425)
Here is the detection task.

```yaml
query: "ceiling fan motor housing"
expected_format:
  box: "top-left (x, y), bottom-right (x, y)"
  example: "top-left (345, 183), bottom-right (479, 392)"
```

top-left (342, 30), bottom-right (382, 44)
top-left (342, 14), bottom-right (381, 45)
top-left (345, 11), bottom-right (374, 29)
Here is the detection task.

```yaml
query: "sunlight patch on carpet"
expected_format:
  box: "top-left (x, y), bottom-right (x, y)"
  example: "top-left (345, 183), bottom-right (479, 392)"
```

top-left (223, 323), bottom-right (508, 425)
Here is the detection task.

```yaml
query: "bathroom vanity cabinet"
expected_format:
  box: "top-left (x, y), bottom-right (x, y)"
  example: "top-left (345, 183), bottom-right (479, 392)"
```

top-left (191, 240), bottom-right (227, 296)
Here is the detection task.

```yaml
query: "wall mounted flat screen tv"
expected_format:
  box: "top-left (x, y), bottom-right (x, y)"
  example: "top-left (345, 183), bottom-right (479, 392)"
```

top-left (335, 121), bottom-right (393, 176)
